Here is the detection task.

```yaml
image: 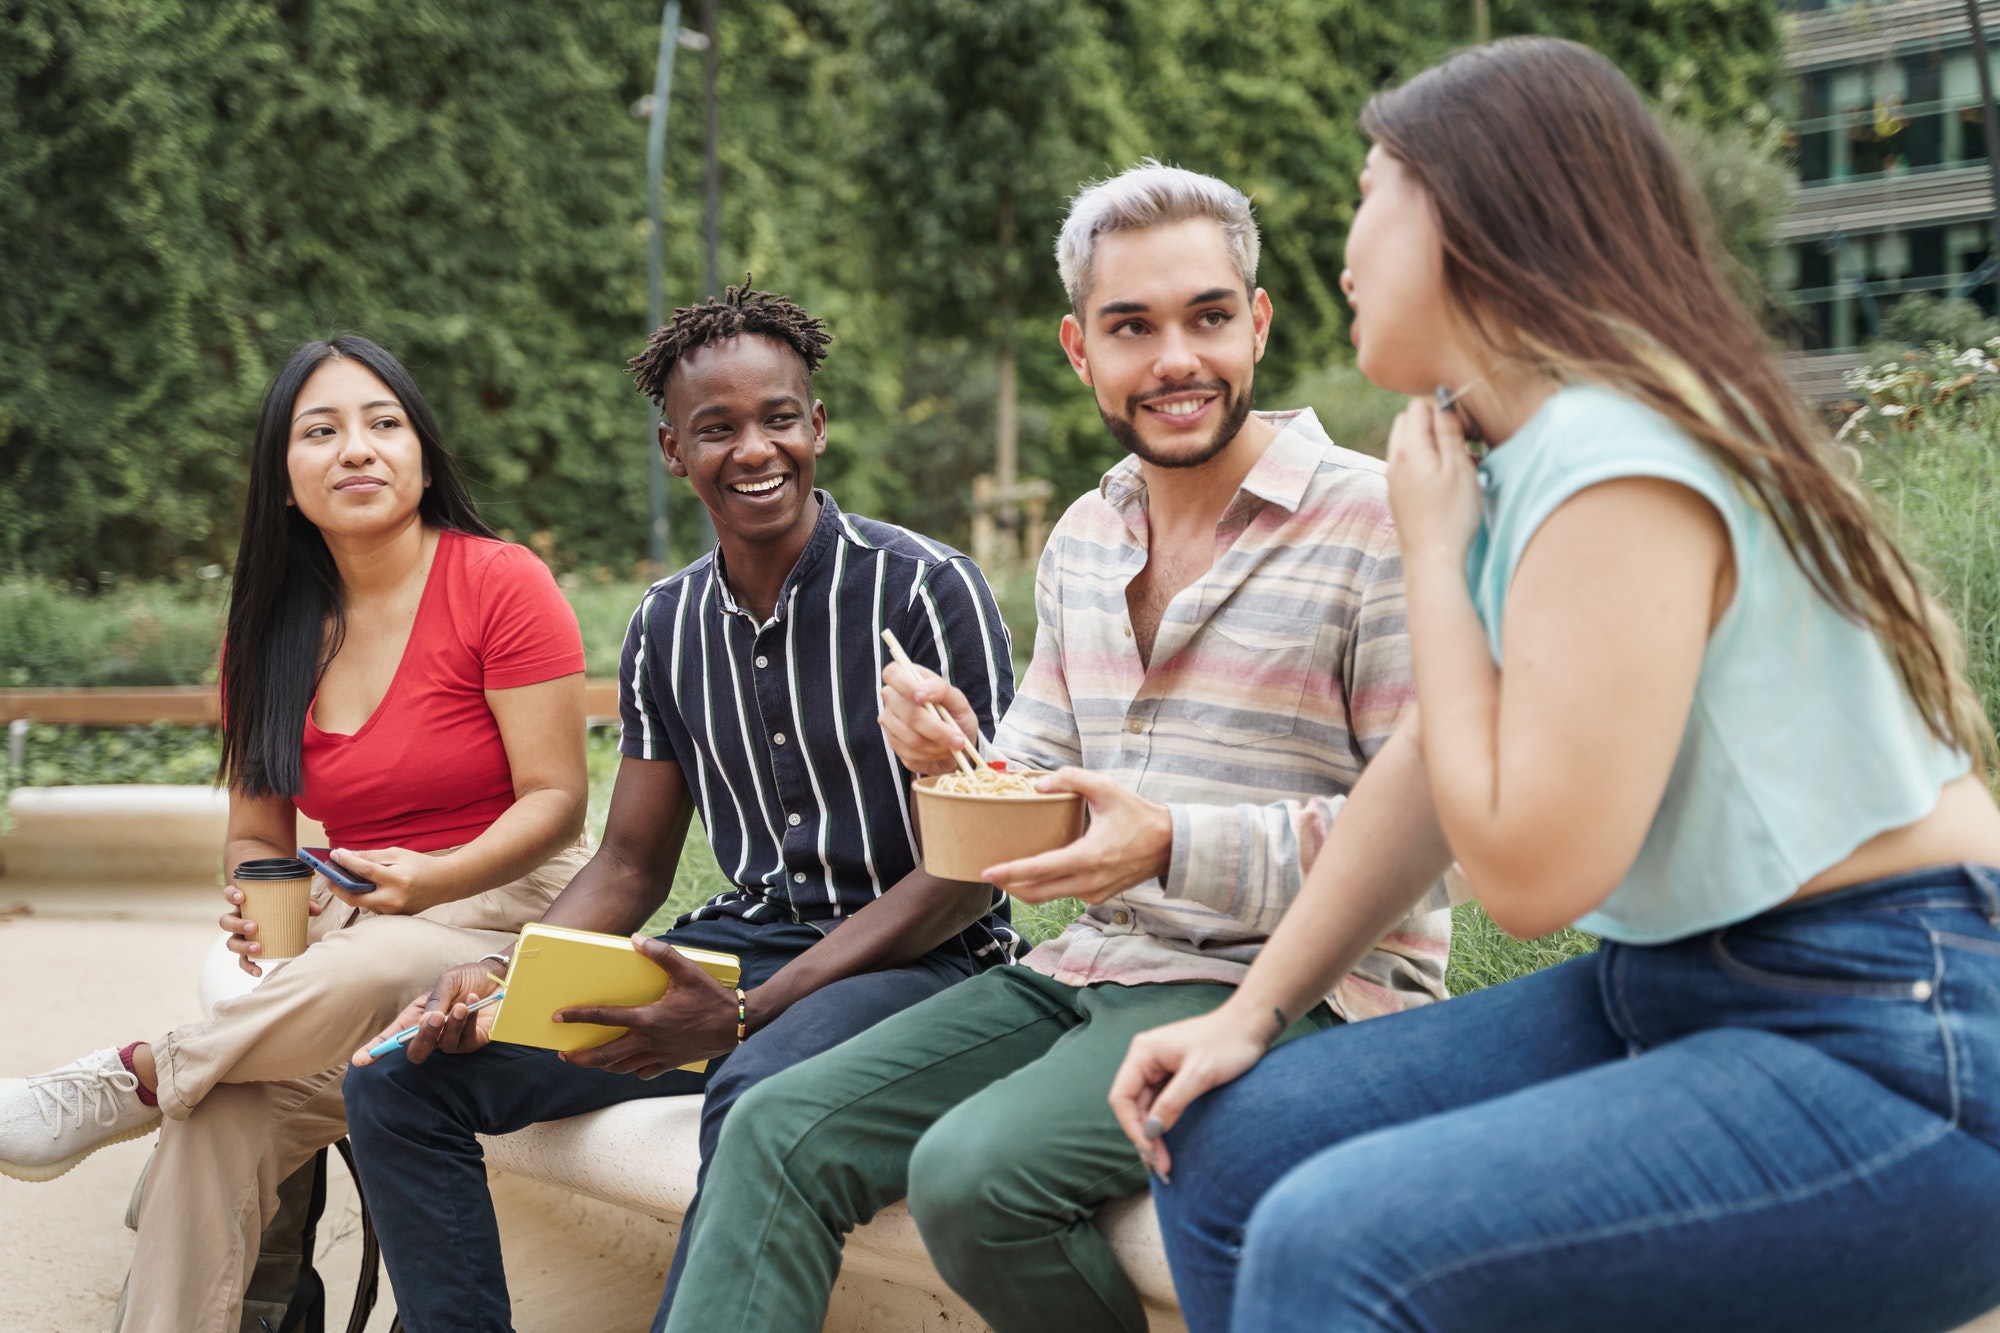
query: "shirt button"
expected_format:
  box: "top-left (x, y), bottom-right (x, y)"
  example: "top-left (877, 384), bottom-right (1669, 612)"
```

top-left (1112, 909), bottom-right (1131, 926)
top-left (1126, 719), bottom-right (1143, 734)
top-left (774, 733), bottom-right (787, 746)
top-left (793, 872), bottom-right (807, 883)
top-left (755, 655), bottom-right (769, 668)
top-left (787, 812), bottom-right (802, 827)
top-left (1912, 979), bottom-right (1935, 1001)
top-left (1122, 625), bottom-right (1132, 638)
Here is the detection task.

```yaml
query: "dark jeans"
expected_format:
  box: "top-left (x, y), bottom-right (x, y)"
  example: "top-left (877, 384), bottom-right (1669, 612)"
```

top-left (1156, 865), bottom-right (2000, 1333)
top-left (342, 914), bottom-right (979, 1333)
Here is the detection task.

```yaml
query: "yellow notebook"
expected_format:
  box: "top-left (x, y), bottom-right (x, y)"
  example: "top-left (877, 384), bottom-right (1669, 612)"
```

top-left (487, 923), bottom-right (742, 1072)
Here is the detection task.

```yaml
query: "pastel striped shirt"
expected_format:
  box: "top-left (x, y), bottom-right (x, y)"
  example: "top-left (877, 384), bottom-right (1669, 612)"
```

top-left (995, 409), bottom-right (1452, 1019)
top-left (618, 493), bottom-right (1020, 965)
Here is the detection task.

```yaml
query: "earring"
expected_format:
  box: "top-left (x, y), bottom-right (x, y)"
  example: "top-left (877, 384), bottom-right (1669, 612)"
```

top-left (1433, 385), bottom-right (1488, 456)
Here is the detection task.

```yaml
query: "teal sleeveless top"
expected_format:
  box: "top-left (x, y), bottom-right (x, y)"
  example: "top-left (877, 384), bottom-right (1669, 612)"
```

top-left (1466, 384), bottom-right (1968, 945)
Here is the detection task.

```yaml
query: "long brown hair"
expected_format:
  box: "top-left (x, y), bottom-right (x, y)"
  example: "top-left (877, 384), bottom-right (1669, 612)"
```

top-left (220, 337), bottom-right (497, 798)
top-left (1363, 37), bottom-right (1993, 766)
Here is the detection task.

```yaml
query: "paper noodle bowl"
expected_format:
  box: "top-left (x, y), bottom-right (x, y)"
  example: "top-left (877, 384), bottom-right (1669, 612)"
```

top-left (912, 773), bottom-right (1086, 882)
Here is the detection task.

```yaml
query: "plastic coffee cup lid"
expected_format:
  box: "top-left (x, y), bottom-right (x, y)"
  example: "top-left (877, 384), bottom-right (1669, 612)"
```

top-left (233, 857), bottom-right (313, 881)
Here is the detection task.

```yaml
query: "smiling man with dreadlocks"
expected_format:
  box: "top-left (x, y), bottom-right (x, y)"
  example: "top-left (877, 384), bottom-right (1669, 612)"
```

top-left (341, 281), bottom-right (1018, 1333)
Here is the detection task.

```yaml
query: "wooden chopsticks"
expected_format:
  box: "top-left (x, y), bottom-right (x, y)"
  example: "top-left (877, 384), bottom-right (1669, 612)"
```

top-left (880, 629), bottom-right (982, 779)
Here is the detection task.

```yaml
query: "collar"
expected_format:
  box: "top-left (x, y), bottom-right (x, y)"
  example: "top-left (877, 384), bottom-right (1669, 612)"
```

top-left (1097, 408), bottom-right (1331, 517)
top-left (711, 489), bottom-right (844, 622)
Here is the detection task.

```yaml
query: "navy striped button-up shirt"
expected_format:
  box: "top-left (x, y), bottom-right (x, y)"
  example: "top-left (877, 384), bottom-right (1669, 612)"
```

top-left (618, 493), bottom-right (1019, 965)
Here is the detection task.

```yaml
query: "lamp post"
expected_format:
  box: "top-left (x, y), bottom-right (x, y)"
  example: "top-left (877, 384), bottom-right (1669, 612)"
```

top-left (691, 0), bottom-right (720, 552)
top-left (702, 0), bottom-right (722, 300)
top-left (634, 4), bottom-right (711, 575)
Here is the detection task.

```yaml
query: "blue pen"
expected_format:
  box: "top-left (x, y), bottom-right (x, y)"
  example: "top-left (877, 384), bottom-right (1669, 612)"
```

top-left (367, 987), bottom-right (506, 1059)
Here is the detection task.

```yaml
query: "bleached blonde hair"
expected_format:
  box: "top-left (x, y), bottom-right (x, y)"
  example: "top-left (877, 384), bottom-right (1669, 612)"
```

top-left (1055, 160), bottom-right (1260, 311)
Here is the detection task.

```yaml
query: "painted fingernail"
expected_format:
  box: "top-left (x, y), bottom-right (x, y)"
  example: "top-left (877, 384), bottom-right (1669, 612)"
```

top-left (1143, 1115), bottom-right (1165, 1141)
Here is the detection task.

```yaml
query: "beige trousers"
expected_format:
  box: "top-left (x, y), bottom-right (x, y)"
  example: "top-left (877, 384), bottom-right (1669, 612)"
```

top-left (117, 842), bottom-right (590, 1333)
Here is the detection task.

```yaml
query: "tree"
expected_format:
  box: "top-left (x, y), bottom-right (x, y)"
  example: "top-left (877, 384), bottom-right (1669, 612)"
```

top-left (1103, 0), bottom-right (1459, 392)
top-left (839, 0), bottom-right (1120, 499)
top-left (3, 0), bottom-right (1791, 582)
top-left (1, 0), bottom-right (679, 579)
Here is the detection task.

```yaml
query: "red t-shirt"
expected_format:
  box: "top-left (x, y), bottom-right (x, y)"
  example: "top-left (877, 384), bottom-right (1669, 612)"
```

top-left (296, 531), bottom-right (585, 851)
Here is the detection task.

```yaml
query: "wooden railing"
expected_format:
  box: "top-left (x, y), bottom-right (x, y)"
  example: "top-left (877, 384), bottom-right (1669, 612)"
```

top-left (0, 681), bottom-right (625, 729)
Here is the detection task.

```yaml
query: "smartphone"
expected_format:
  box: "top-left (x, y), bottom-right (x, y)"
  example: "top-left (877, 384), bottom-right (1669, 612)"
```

top-left (297, 847), bottom-right (376, 892)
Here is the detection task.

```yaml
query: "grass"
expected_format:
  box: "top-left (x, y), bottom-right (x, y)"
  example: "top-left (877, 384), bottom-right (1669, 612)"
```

top-left (1446, 906), bottom-right (1597, 995)
top-left (1858, 424), bottom-right (2000, 737)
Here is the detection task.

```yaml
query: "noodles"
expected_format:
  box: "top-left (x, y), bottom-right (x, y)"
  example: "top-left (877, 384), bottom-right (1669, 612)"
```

top-left (931, 769), bottom-right (1042, 797)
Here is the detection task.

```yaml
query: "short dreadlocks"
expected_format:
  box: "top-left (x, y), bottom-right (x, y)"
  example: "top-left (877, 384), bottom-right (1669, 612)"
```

top-left (626, 278), bottom-right (833, 413)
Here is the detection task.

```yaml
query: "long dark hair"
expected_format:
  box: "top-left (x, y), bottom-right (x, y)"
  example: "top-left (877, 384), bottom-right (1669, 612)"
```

top-left (219, 336), bottom-right (496, 797)
top-left (1362, 37), bottom-right (1993, 766)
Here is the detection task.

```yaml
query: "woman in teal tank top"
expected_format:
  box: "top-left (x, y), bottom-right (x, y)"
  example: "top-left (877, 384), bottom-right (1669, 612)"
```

top-left (1113, 37), bottom-right (2000, 1333)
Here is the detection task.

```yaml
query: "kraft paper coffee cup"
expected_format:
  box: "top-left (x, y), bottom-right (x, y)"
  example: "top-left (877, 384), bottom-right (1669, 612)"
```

top-left (232, 857), bottom-right (313, 960)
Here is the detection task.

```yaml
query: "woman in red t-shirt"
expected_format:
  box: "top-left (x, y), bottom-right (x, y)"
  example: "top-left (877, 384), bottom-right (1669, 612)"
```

top-left (0, 336), bottom-right (589, 1330)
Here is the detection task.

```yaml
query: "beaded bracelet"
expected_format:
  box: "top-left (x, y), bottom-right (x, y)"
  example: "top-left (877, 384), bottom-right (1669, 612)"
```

top-left (735, 989), bottom-right (749, 1046)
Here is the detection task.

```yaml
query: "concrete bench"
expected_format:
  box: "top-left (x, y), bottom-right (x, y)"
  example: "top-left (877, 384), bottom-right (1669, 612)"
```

top-left (0, 785), bottom-right (328, 916)
top-left (478, 1101), bottom-right (2000, 1332)
top-left (478, 1098), bottom-right (1189, 1332)
top-left (480, 1097), bottom-right (2000, 1333)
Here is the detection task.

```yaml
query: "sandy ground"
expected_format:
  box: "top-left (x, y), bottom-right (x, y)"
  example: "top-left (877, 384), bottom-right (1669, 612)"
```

top-left (0, 906), bottom-right (397, 1333)
top-left (0, 895), bottom-right (682, 1333)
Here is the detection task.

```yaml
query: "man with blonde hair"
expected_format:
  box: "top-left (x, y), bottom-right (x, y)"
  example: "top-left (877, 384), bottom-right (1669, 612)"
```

top-left (662, 162), bottom-right (1451, 1333)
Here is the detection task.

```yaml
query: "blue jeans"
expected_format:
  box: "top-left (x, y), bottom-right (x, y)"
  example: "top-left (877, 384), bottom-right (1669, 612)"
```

top-left (342, 914), bottom-right (980, 1333)
top-left (1156, 864), bottom-right (2000, 1332)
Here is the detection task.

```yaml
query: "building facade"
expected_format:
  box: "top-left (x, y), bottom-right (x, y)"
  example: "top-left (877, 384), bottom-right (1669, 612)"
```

top-left (1781, 0), bottom-right (2000, 372)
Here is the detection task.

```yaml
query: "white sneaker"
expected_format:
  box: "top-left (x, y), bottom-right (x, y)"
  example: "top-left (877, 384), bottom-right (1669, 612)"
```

top-left (0, 1047), bottom-right (161, 1182)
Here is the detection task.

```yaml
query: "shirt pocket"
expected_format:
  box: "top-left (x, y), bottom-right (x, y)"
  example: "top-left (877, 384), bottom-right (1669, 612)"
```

top-left (1185, 620), bottom-right (1318, 746)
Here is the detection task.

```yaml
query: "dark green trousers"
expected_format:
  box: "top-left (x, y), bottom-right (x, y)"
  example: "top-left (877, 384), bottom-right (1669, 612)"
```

top-left (664, 964), bottom-right (1335, 1333)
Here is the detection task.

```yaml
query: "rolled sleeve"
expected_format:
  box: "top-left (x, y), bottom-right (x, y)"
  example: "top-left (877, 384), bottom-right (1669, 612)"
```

top-left (1165, 794), bottom-right (1345, 934)
top-left (1162, 510), bottom-right (1407, 932)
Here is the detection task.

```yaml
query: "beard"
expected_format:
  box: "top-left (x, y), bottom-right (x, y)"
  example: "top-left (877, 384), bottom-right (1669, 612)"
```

top-left (1097, 377), bottom-right (1255, 470)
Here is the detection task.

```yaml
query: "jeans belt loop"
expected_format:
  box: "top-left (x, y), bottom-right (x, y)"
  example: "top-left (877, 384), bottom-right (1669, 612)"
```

top-left (1963, 861), bottom-right (2000, 926)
